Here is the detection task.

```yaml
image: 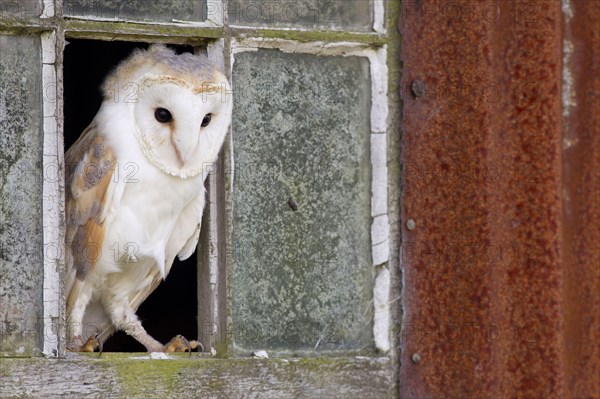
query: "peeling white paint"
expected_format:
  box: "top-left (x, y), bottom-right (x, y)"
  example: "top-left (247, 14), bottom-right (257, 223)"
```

top-left (366, 48), bottom-right (389, 133)
top-left (43, 139), bottom-right (58, 166)
top-left (371, 134), bottom-right (388, 217)
top-left (364, 48), bottom-right (390, 265)
top-left (207, 39), bottom-right (226, 70)
top-left (370, 132), bottom-right (387, 169)
top-left (371, 165), bottom-right (388, 217)
top-left (41, 0), bottom-right (55, 18)
top-left (373, 268), bottom-right (391, 352)
top-left (372, 240), bottom-right (389, 266)
top-left (373, 0), bottom-right (386, 34)
top-left (232, 37), bottom-right (379, 56)
top-left (371, 214), bottom-right (389, 246)
top-left (41, 32), bottom-right (62, 358)
top-left (42, 65), bottom-right (56, 118)
top-left (206, 0), bottom-right (224, 26)
top-left (41, 31), bottom-right (56, 64)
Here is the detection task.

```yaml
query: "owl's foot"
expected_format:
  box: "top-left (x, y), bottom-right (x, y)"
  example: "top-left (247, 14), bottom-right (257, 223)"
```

top-left (164, 334), bottom-right (203, 355)
top-left (117, 315), bottom-right (201, 354)
top-left (81, 333), bottom-right (103, 354)
top-left (67, 333), bottom-right (103, 355)
top-left (66, 335), bottom-right (85, 352)
top-left (144, 341), bottom-right (167, 353)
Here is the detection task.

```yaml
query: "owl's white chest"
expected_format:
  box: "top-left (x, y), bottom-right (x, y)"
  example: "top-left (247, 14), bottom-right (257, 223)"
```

top-left (107, 164), bottom-right (202, 267)
top-left (95, 112), bottom-right (206, 285)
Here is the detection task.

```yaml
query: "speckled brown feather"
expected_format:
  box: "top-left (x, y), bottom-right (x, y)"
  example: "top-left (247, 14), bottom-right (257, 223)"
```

top-left (65, 123), bottom-right (117, 318)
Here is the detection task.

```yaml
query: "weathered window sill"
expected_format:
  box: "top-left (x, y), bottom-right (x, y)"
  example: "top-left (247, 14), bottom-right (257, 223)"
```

top-left (0, 355), bottom-right (393, 398)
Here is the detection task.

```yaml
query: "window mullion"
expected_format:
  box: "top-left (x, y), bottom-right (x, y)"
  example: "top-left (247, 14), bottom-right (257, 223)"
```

top-left (197, 39), bottom-right (229, 356)
top-left (41, 29), bottom-right (63, 357)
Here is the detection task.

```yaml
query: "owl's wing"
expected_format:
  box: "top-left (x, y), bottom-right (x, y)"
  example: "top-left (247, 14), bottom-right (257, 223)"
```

top-left (65, 121), bottom-right (124, 320)
top-left (176, 194), bottom-right (204, 262)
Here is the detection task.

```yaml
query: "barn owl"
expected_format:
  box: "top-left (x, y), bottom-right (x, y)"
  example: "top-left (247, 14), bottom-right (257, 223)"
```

top-left (65, 44), bottom-right (232, 353)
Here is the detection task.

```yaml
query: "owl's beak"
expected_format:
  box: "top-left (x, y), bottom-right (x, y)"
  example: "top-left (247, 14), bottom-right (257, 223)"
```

top-left (172, 133), bottom-right (198, 167)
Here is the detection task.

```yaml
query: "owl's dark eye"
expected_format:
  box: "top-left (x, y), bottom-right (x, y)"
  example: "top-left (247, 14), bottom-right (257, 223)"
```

top-left (154, 108), bottom-right (172, 123)
top-left (201, 113), bottom-right (212, 127)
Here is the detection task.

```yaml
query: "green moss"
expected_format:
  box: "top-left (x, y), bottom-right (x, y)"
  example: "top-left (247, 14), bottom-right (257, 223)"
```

top-left (62, 19), bottom-right (386, 46)
top-left (0, 17), bottom-right (56, 33)
top-left (385, 0), bottom-right (402, 184)
top-left (64, 20), bottom-right (223, 44)
top-left (248, 28), bottom-right (387, 45)
top-left (93, 353), bottom-right (191, 397)
top-left (295, 356), bottom-right (348, 370)
top-left (214, 340), bottom-right (229, 358)
top-left (0, 356), bottom-right (392, 397)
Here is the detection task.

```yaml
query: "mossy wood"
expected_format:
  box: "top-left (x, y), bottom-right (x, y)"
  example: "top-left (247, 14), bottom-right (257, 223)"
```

top-left (0, 356), bottom-right (393, 398)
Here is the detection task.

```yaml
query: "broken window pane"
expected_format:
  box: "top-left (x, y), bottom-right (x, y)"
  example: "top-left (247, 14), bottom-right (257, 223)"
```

top-left (228, 0), bottom-right (373, 31)
top-left (231, 50), bottom-right (373, 353)
top-left (0, 35), bottom-right (44, 356)
top-left (64, 0), bottom-right (208, 23)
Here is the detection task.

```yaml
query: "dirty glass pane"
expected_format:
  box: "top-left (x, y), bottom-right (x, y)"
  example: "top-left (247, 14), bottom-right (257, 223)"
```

top-left (0, 0), bottom-right (42, 19)
top-left (64, 0), bottom-right (208, 23)
top-left (228, 0), bottom-right (373, 31)
top-left (0, 0), bottom-right (42, 18)
top-left (231, 50), bottom-right (373, 353)
top-left (0, 36), bottom-right (44, 356)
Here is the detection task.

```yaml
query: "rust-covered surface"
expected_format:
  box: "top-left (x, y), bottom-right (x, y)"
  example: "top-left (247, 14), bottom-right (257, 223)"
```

top-left (399, 1), bottom-right (599, 398)
top-left (560, 1), bottom-right (600, 397)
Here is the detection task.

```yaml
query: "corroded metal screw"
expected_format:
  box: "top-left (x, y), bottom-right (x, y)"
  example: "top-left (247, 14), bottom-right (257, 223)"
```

top-left (406, 219), bottom-right (416, 230)
top-left (411, 353), bottom-right (421, 364)
top-left (411, 80), bottom-right (425, 98)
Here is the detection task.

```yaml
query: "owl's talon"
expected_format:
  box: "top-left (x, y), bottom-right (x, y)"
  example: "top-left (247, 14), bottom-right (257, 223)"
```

top-left (164, 334), bottom-right (201, 356)
top-left (189, 340), bottom-right (204, 353)
top-left (81, 333), bottom-right (102, 354)
top-left (67, 334), bottom-right (102, 356)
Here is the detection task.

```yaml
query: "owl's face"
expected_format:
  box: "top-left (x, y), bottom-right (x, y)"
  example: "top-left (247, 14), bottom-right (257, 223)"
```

top-left (102, 45), bottom-right (232, 178)
top-left (132, 75), bottom-right (231, 178)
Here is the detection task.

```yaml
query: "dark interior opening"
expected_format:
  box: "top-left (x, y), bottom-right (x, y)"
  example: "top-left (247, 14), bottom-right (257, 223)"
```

top-left (63, 39), bottom-right (198, 352)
